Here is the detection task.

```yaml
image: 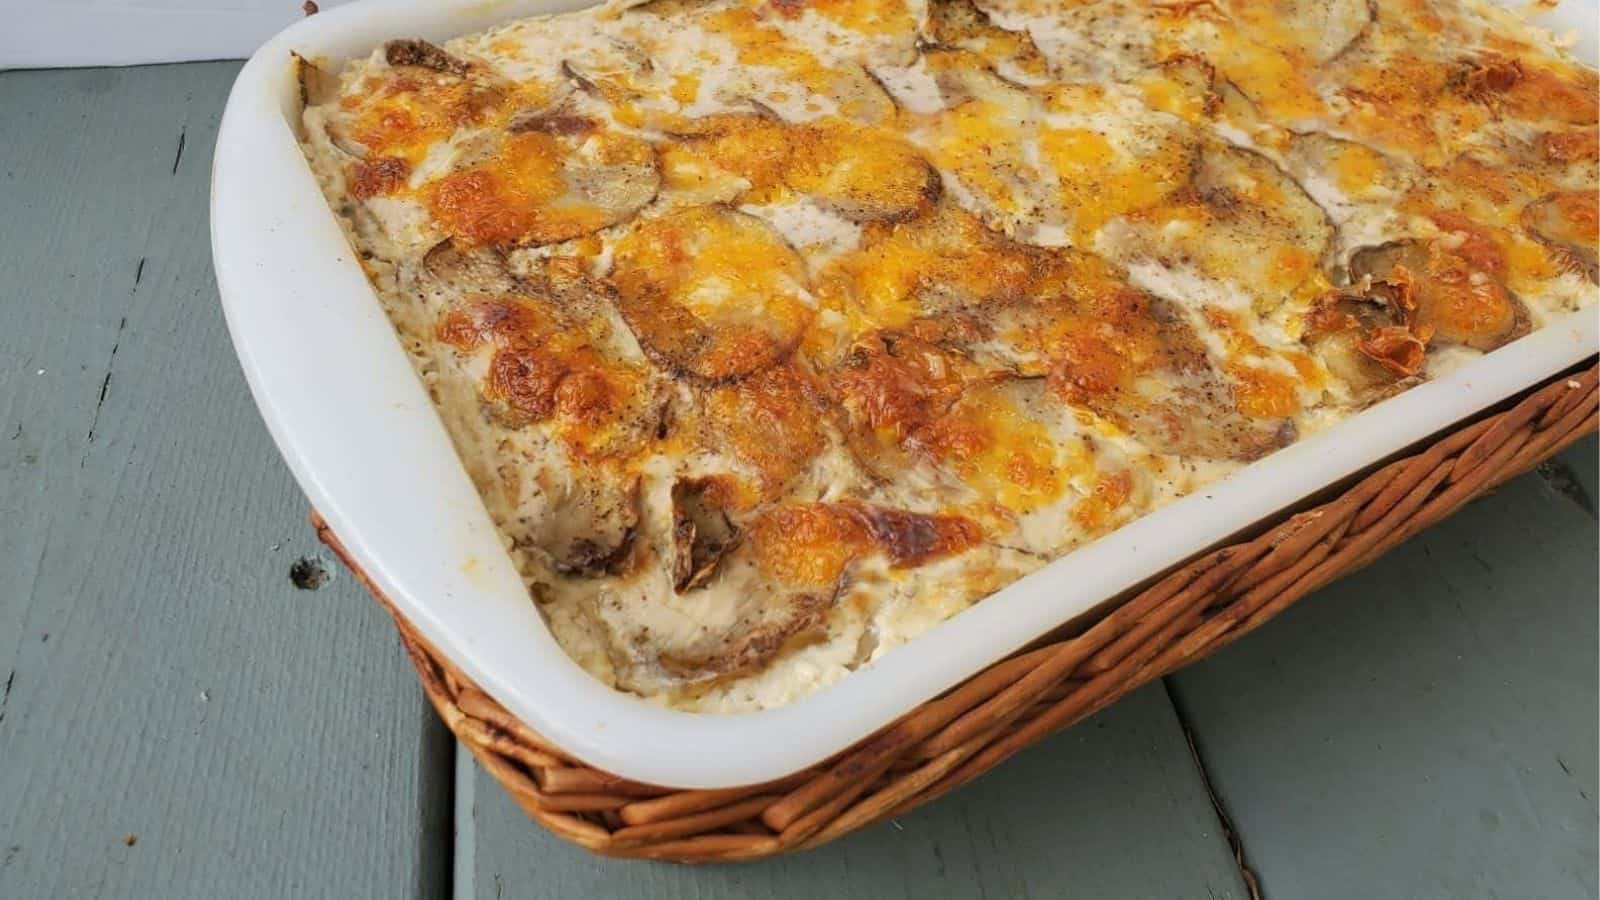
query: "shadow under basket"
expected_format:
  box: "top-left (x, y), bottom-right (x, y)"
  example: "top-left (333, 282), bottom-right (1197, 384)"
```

top-left (315, 361), bottom-right (1598, 862)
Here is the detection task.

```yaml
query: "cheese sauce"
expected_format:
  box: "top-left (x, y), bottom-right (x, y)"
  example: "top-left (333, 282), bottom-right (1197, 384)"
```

top-left (301, 0), bottom-right (1598, 711)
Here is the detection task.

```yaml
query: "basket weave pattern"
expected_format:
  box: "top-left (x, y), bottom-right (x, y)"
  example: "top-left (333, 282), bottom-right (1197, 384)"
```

top-left (316, 362), bottom-right (1598, 861)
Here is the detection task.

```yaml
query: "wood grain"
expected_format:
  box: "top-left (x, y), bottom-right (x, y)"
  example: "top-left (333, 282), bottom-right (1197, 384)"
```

top-left (0, 65), bottom-right (451, 900)
top-left (462, 686), bottom-right (1251, 898)
top-left (1168, 438), bottom-right (1599, 900)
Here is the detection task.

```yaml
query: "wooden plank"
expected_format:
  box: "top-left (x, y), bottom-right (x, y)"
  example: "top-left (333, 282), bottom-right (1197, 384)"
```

top-left (1537, 437), bottom-right (1597, 521)
top-left (463, 686), bottom-right (1251, 899)
top-left (1168, 441), bottom-right (1598, 900)
top-left (0, 65), bottom-right (452, 899)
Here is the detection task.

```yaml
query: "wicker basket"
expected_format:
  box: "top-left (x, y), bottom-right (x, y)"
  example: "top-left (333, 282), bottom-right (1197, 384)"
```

top-left (317, 361), bottom-right (1597, 862)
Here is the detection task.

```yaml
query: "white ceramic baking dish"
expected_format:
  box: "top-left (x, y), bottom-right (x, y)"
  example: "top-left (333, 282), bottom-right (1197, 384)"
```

top-left (212, 0), bottom-right (1599, 789)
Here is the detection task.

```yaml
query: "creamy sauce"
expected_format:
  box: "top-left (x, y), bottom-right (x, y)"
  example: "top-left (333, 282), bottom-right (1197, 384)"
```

top-left (301, 0), bottom-right (1599, 711)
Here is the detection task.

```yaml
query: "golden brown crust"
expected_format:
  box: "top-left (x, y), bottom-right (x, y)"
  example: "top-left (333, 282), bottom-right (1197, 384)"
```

top-left (348, 156), bottom-right (411, 199)
top-left (611, 205), bottom-right (811, 382)
top-left (301, 0), bottom-right (1599, 709)
top-left (926, 0), bottom-right (1048, 79)
top-left (1523, 191), bottom-right (1600, 284)
top-left (424, 130), bottom-right (660, 248)
top-left (702, 365), bottom-right (830, 499)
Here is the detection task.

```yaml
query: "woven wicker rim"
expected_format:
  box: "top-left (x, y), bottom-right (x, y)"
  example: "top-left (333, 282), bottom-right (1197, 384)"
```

top-left (317, 361), bottom-right (1598, 862)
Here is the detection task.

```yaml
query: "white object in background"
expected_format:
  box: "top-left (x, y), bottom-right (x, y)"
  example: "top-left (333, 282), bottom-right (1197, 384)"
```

top-left (0, 0), bottom-right (352, 69)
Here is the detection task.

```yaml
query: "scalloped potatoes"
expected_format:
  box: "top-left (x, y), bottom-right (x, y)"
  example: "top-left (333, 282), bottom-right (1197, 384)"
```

top-left (301, 0), bottom-right (1597, 710)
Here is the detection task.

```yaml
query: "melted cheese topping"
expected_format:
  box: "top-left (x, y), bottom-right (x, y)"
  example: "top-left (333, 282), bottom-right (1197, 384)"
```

top-left (302, 0), bottom-right (1598, 712)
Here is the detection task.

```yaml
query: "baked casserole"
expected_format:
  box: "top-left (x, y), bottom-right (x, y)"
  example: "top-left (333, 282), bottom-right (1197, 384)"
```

top-left (298, 0), bottom-right (1599, 711)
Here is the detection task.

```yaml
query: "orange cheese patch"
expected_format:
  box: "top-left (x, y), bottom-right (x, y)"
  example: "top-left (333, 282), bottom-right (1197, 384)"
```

top-left (302, 0), bottom-right (1600, 710)
top-left (1040, 125), bottom-right (1192, 245)
top-left (1070, 471), bottom-right (1133, 533)
top-left (917, 390), bottom-right (1081, 514)
top-left (426, 132), bottom-right (581, 245)
top-left (437, 298), bottom-right (650, 461)
top-left (423, 129), bottom-right (654, 247)
top-left (611, 206), bottom-right (813, 381)
top-left (346, 75), bottom-right (512, 163)
top-left (749, 501), bottom-right (982, 585)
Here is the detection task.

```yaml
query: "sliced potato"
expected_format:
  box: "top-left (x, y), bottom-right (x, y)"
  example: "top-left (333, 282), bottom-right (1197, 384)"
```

top-left (420, 237), bottom-right (520, 295)
top-left (650, 497), bottom-right (981, 681)
top-left (1304, 290), bottom-right (1427, 401)
top-left (412, 239), bottom-right (538, 333)
top-left (923, 45), bottom-right (1033, 107)
top-left (1103, 365), bottom-right (1296, 461)
top-left (650, 503), bottom-right (846, 682)
top-left (829, 329), bottom-right (989, 481)
top-left (1246, 0), bottom-right (1373, 65)
top-left (911, 378), bottom-right (1092, 533)
top-left (668, 113), bottom-right (940, 220)
top-left (313, 37), bottom-right (520, 163)
top-left (546, 478), bottom-right (642, 576)
top-left (909, 228), bottom-right (1296, 459)
top-left (476, 311), bottom-right (657, 433)
top-left (667, 113), bottom-right (794, 202)
top-left (1050, 294), bottom-right (1297, 461)
top-left (559, 38), bottom-right (658, 104)
top-left (294, 52), bottom-right (338, 109)
top-left (423, 125), bottom-right (659, 247)
top-left (820, 205), bottom-right (1133, 373)
top-left (650, 550), bottom-right (835, 681)
top-left (1212, 77), bottom-right (1263, 131)
top-left (1191, 142), bottom-right (1335, 262)
top-left (1103, 141), bottom-right (1335, 313)
top-left (1135, 54), bottom-right (1219, 123)
top-left (840, 205), bottom-right (1025, 315)
top-left (927, 0), bottom-right (1050, 82)
top-left (785, 123), bottom-right (941, 223)
top-left (1039, 112), bottom-right (1199, 244)
top-left (701, 363), bottom-right (831, 498)
top-left (1523, 191), bottom-right (1599, 283)
top-left (1349, 239), bottom-right (1529, 351)
top-left (670, 477), bottom-right (741, 592)
top-left (688, 0), bottom-right (902, 125)
top-left (819, 201), bottom-right (1292, 460)
top-left (484, 447), bottom-right (646, 580)
top-left (324, 83), bottom-right (508, 164)
top-left (505, 106), bottom-right (592, 136)
top-left (842, 502), bottom-right (985, 568)
top-left (914, 49), bottom-right (1063, 234)
top-left (425, 255), bottom-right (666, 463)
top-left (1282, 131), bottom-right (1409, 205)
top-left (610, 205), bottom-right (813, 382)
top-left (827, 63), bottom-right (902, 124)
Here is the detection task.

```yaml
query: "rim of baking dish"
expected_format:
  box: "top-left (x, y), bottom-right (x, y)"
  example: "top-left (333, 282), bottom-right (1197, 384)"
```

top-left (212, 0), bottom-right (1600, 788)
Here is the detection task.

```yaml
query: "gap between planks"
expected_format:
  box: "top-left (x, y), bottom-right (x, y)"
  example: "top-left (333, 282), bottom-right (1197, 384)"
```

top-left (1165, 677), bottom-right (1265, 900)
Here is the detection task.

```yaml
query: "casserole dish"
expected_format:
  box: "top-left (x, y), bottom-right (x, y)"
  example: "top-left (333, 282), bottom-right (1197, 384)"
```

top-left (213, 0), bottom-right (1600, 792)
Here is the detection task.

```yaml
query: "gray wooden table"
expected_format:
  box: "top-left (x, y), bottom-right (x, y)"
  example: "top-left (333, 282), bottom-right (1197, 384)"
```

top-left (1, 62), bottom-right (1594, 900)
